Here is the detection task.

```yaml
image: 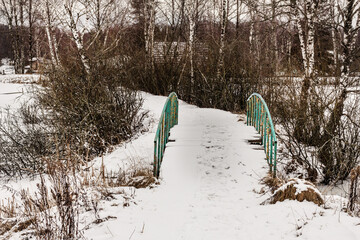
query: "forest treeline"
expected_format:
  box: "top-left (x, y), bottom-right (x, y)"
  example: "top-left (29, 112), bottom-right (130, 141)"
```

top-left (0, 1), bottom-right (359, 108)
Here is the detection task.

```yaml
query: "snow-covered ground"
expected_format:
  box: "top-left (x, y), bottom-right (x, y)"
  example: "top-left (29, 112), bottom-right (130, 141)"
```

top-left (0, 74), bottom-right (40, 84)
top-left (0, 85), bottom-right (359, 239)
top-left (81, 94), bottom-right (360, 240)
top-left (0, 83), bottom-right (28, 109)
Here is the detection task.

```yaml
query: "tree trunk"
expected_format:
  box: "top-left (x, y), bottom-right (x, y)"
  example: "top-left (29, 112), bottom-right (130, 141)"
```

top-left (45, 0), bottom-right (57, 67)
top-left (330, 0), bottom-right (339, 76)
top-left (217, 0), bottom-right (227, 80)
top-left (189, 9), bottom-right (195, 100)
top-left (65, 5), bottom-right (91, 74)
top-left (19, 0), bottom-right (25, 74)
top-left (271, 0), bottom-right (278, 74)
top-left (144, 0), bottom-right (155, 76)
top-left (293, 0), bottom-right (318, 143)
top-left (236, 0), bottom-right (240, 38)
top-left (45, 25), bottom-right (57, 67)
top-left (28, 0), bottom-right (33, 72)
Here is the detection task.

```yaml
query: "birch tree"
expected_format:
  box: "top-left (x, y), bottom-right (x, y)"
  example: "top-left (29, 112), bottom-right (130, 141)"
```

top-left (236, 0), bottom-right (242, 37)
top-left (270, 0), bottom-right (280, 74)
top-left (81, 0), bottom-right (125, 53)
top-left (60, 0), bottom-right (127, 73)
top-left (246, 0), bottom-right (259, 68)
top-left (217, 0), bottom-right (228, 79)
top-left (26, 0), bottom-right (36, 71)
top-left (292, 0), bottom-right (319, 142)
top-left (144, 0), bottom-right (155, 74)
top-left (185, 0), bottom-right (201, 98)
top-left (56, 0), bottom-right (92, 74)
top-left (39, 0), bottom-right (60, 67)
top-left (293, 0), bottom-right (318, 79)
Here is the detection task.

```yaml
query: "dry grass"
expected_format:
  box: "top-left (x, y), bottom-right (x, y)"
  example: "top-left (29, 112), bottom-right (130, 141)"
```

top-left (80, 156), bottom-right (156, 189)
top-left (0, 152), bottom-right (155, 239)
top-left (269, 178), bottom-right (324, 206)
top-left (0, 195), bottom-right (17, 218)
top-left (261, 173), bottom-right (285, 193)
top-left (348, 165), bottom-right (360, 216)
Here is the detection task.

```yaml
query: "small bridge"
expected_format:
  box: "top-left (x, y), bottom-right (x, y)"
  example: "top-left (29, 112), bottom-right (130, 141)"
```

top-left (153, 92), bottom-right (277, 178)
top-left (133, 92), bottom-right (280, 239)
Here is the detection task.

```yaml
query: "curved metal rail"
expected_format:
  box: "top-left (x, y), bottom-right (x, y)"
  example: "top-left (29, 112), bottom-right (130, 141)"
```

top-left (153, 92), bottom-right (179, 178)
top-left (246, 93), bottom-right (277, 177)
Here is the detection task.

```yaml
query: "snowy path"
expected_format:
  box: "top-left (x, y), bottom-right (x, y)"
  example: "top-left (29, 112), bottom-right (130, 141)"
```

top-left (83, 97), bottom-right (360, 240)
top-left (153, 106), bottom-right (270, 240)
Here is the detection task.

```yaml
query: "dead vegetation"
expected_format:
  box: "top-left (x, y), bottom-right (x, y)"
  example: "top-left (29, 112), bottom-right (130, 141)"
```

top-left (348, 165), bottom-right (360, 216)
top-left (0, 151), bottom-right (156, 239)
top-left (0, 63), bottom-right (146, 178)
top-left (268, 178), bottom-right (324, 206)
top-left (261, 173), bottom-right (284, 193)
top-left (19, 158), bottom-right (83, 240)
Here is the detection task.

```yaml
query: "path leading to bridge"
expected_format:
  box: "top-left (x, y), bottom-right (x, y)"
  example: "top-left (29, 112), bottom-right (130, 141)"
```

top-left (84, 94), bottom-right (360, 240)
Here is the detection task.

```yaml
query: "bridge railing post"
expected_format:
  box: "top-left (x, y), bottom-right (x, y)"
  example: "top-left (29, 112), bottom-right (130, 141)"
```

top-left (246, 93), bottom-right (277, 178)
top-left (153, 92), bottom-right (179, 178)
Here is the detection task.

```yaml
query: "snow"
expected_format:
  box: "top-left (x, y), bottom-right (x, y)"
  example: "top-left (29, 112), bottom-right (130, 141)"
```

top-left (83, 93), bottom-right (360, 240)
top-left (0, 83), bottom-right (33, 121)
top-left (274, 178), bottom-right (323, 197)
top-left (0, 74), bottom-right (40, 84)
top-left (0, 87), bottom-right (359, 239)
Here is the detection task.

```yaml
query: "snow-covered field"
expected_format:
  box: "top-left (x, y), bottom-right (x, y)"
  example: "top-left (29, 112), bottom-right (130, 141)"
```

top-left (0, 74), bottom-right (40, 84)
top-left (0, 74), bottom-right (38, 113)
top-left (0, 83), bottom-right (359, 239)
top-left (0, 83), bottom-right (28, 109)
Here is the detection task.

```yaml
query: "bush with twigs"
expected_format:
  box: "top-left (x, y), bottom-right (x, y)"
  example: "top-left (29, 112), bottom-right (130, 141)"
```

top-left (0, 63), bottom-right (146, 177)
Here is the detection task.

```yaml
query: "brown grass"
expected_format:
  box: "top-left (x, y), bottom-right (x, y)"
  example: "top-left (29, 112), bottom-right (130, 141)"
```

top-left (348, 165), bottom-right (360, 215)
top-left (270, 178), bottom-right (324, 206)
top-left (261, 173), bottom-right (284, 193)
top-left (126, 176), bottom-right (157, 188)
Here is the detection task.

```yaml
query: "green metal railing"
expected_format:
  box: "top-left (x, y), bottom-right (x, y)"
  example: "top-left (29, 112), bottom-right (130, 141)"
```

top-left (153, 92), bottom-right (179, 178)
top-left (246, 93), bottom-right (277, 177)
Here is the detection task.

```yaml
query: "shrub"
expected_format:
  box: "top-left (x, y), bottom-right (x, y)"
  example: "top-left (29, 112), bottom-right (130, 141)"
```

top-left (38, 65), bottom-right (145, 156)
top-left (21, 158), bottom-right (84, 240)
top-left (348, 165), bottom-right (360, 216)
top-left (274, 78), bottom-right (360, 184)
top-left (0, 63), bottom-right (146, 177)
top-left (0, 104), bottom-right (53, 177)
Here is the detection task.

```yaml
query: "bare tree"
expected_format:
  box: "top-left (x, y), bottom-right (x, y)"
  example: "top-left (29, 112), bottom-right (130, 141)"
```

top-left (217, 0), bottom-right (228, 79)
top-left (185, 0), bottom-right (203, 99)
top-left (329, 0), bottom-right (340, 75)
top-left (319, 0), bottom-right (360, 183)
top-left (292, 0), bottom-right (319, 142)
top-left (144, 0), bottom-right (155, 74)
top-left (39, 0), bottom-right (60, 67)
top-left (60, 0), bottom-right (91, 74)
top-left (1, 0), bottom-right (22, 73)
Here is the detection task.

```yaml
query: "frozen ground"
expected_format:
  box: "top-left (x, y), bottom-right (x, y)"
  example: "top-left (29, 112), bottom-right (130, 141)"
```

top-left (0, 87), bottom-right (359, 239)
